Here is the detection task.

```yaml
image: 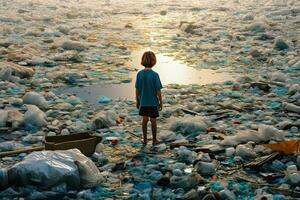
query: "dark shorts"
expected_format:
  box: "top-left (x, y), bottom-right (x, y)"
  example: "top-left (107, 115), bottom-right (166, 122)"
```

top-left (139, 106), bottom-right (159, 118)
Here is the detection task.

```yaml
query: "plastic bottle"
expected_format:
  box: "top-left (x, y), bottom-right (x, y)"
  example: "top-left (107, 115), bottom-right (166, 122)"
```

top-left (219, 188), bottom-right (236, 200)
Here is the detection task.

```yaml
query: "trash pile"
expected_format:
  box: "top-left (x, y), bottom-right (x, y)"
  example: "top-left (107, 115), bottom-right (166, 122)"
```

top-left (0, 0), bottom-right (300, 199)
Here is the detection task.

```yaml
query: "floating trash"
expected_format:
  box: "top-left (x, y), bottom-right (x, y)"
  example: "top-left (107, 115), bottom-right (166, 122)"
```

top-left (98, 95), bottom-right (112, 104)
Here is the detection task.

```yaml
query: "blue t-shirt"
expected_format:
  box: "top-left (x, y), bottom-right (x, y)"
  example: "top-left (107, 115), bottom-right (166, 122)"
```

top-left (135, 69), bottom-right (163, 107)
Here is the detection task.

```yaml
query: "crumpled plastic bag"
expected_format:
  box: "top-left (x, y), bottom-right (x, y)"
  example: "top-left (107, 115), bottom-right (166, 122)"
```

top-left (0, 141), bottom-right (24, 152)
top-left (72, 149), bottom-right (104, 188)
top-left (283, 102), bottom-right (300, 114)
top-left (8, 149), bottom-right (104, 189)
top-left (269, 71), bottom-right (287, 82)
top-left (92, 110), bottom-right (117, 129)
top-left (221, 125), bottom-right (285, 146)
top-left (23, 92), bottom-right (48, 109)
top-left (169, 116), bottom-right (210, 135)
top-left (24, 105), bottom-right (47, 127)
top-left (0, 109), bottom-right (24, 129)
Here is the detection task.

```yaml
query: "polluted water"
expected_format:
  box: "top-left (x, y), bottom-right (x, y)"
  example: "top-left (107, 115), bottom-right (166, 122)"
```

top-left (0, 0), bottom-right (300, 199)
top-left (57, 50), bottom-right (237, 104)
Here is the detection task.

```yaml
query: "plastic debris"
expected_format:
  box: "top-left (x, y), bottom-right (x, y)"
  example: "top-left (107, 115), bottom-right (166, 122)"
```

top-left (6, 149), bottom-right (104, 189)
top-left (264, 140), bottom-right (300, 155)
top-left (235, 144), bottom-right (257, 159)
top-left (92, 111), bottom-right (117, 129)
top-left (6, 109), bottom-right (24, 130)
top-left (61, 41), bottom-right (86, 51)
top-left (98, 95), bottom-right (112, 104)
top-left (23, 92), bottom-right (48, 109)
top-left (194, 161), bottom-right (216, 176)
top-left (95, 143), bottom-right (105, 153)
top-left (225, 147), bottom-right (235, 157)
top-left (0, 110), bottom-right (8, 127)
top-left (0, 141), bottom-right (24, 152)
top-left (24, 105), bottom-right (47, 127)
top-left (274, 37), bottom-right (289, 50)
top-left (169, 116), bottom-right (210, 136)
top-left (221, 125), bottom-right (285, 146)
top-left (283, 103), bottom-right (300, 114)
top-left (0, 62), bottom-right (34, 79)
top-left (0, 0), bottom-right (299, 199)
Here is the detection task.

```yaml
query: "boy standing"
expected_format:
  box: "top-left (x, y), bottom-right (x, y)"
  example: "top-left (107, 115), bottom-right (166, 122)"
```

top-left (135, 51), bottom-right (163, 145)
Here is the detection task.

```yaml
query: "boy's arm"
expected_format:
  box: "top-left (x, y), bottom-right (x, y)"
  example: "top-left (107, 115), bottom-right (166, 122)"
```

top-left (157, 90), bottom-right (162, 111)
top-left (135, 89), bottom-right (140, 109)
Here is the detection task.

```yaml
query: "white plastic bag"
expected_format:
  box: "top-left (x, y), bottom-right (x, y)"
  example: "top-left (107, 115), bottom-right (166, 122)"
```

top-left (221, 125), bottom-right (285, 146)
top-left (24, 105), bottom-right (47, 127)
top-left (8, 149), bottom-right (103, 189)
top-left (169, 116), bottom-right (210, 135)
top-left (23, 92), bottom-right (48, 109)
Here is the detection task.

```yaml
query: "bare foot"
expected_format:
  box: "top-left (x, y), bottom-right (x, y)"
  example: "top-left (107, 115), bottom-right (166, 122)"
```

top-left (142, 139), bottom-right (147, 145)
top-left (152, 140), bottom-right (160, 145)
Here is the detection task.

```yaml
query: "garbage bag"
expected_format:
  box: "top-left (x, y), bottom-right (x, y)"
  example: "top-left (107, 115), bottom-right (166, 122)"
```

top-left (23, 92), bottom-right (48, 109)
top-left (8, 149), bottom-right (103, 189)
top-left (92, 111), bottom-right (117, 129)
top-left (72, 150), bottom-right (104, 188)
top-left (24, 105), bottom-right (47, 127)
top-left (169, 116), bottom-right (210, 135)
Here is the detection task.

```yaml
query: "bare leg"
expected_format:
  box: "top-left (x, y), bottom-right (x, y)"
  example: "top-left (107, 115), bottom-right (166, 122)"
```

top-left (150, 118), bottom-right (159, 145)
top-left (142, 116), bottom-right (149, 144)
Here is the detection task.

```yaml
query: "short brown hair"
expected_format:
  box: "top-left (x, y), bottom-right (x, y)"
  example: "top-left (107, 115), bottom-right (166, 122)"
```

top-left (141, 51), bottom-right (156, 68)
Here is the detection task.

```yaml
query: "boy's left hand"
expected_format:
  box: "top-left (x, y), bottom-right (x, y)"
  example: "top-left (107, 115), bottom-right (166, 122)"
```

top-left (159, 103), bottom-right (162, 111)
top-left (136, 102), bottom-right (140, 109)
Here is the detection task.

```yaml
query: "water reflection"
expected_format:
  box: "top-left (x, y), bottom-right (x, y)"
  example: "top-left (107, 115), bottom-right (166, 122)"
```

top-left (57, 49), bottom-right (237, 104)
top-left (130, 50), bottom-right (234, 85)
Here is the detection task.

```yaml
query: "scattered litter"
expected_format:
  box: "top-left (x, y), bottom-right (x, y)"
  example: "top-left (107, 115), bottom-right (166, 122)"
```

top-left (0, 141), bottom-right (24, 152)
top-left (24, 105), bottom-right (47, 127)
top-left (194, 161), bottom-right (216, 176)
top-left (274, 37), bottom-right (289, 50)
top-left (0, 62), bottom-right (34, 79)
top-left (98, 95), bottom-right (112, 104)
top-left (23, 92), bottom-right (48, 109)
top-left (264, 140), bottom-right (300, 155)
top-left (283, 103), bottom-right (300, 114)
top-left (235, 144), bottom-right (257, 159)
top-left (5, 149), bottom-right (103, 189)
top-left (0, 0), bottom-right (299, 198)
top-left (221, 125), bottom-right (285, 146)
top-left (61, 41), bottom-right (86, 51)
top-left (169, 116), bottom-right (210, 136)
top-left (92, 111), bottom-right (117, 129)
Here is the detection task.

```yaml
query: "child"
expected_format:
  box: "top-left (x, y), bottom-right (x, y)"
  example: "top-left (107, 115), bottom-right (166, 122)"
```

top-left (135, 51), bottom-right (163, 145)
